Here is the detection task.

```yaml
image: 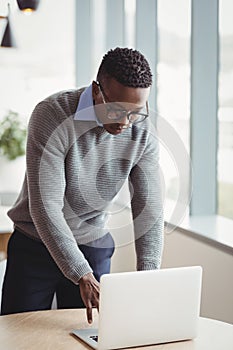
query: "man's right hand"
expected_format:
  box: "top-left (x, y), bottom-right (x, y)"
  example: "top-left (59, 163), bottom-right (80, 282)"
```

top-left (79, 272), bottom-right (100, 324)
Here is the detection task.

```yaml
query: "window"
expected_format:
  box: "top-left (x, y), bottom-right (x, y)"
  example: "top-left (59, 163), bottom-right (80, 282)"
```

top-left (0, 0), bottom-right (75, 119)
top-left (124, 0), bottom-right (136, 47)
top-left (218, 0), bottom-right (233, 220)
top-left (0, 0), bottom-right (75, 194)
top-left (157, 0), bottom-right (191, 221)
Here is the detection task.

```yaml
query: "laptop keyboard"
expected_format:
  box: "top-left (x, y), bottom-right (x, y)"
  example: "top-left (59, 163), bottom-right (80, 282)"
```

top-left (90, 335), bottom-right (98, 342)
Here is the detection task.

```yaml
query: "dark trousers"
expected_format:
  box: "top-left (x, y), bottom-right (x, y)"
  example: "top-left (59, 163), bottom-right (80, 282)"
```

top-left (1, 229), bottom-right (115, 315)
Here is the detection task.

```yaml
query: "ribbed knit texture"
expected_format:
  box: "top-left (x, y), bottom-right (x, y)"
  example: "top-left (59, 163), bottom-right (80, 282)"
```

top-left (8, 88), bottom-right (164, 285)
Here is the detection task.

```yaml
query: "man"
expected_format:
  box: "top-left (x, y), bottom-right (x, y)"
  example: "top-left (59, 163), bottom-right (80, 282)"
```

top-left (1, 47), bottom-right (164, 323)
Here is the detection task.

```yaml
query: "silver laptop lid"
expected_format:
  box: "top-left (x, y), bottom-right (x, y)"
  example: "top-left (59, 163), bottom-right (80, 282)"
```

top-left (98, 266), bottom-right (202, 350)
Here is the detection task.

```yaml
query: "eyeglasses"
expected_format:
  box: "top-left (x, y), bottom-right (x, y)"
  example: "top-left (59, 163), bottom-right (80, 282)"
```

top-left (96, 81), bottom-right (149, 124)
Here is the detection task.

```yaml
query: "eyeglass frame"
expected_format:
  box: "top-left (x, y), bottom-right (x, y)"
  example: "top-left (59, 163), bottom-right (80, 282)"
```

top-left (95, 81), bottom-right (149, 124)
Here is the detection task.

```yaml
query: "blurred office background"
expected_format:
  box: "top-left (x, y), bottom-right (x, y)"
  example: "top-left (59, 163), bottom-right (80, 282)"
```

top-left (0, 0), bottom-right (232, 324)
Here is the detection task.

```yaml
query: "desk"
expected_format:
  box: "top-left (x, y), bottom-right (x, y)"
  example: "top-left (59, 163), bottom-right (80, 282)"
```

top-left (0, 309), bottom-right (232, 350)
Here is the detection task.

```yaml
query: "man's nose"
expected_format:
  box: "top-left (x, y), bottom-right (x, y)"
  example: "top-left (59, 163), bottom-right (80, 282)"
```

top-left (120, 114), bottom-right (130, 125)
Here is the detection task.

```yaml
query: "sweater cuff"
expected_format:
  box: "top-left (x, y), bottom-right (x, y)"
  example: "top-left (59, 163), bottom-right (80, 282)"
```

top-left (137, 261), bottom-right (161, 271)
top-left (70, 261), bottom-right (93, 285)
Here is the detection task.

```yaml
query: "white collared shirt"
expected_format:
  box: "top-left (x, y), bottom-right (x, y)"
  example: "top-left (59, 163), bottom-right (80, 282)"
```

top-left (74, 84), bottom-right (103, 126)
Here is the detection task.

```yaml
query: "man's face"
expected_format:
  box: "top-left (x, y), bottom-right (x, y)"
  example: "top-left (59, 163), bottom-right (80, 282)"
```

top-left (92, 78), bottom-right (150, 135)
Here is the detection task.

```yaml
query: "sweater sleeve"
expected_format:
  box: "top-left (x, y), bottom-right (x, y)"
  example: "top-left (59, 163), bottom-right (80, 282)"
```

top-left (129, 129), bottom-right (164, 270)
top-left (26, 101), bottom-right (92, 284)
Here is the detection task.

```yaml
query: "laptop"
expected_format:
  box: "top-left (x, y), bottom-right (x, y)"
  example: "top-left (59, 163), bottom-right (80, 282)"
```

top-left (71, 266), bottom-right (202, 350)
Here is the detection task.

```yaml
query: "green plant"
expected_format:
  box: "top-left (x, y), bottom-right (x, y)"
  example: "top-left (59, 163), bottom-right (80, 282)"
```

top-left (0, 110), bottom-right (27, 160)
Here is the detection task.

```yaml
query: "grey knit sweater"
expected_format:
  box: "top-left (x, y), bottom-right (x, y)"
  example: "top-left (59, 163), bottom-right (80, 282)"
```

top-left (8, 88), bottom-right (164, 285)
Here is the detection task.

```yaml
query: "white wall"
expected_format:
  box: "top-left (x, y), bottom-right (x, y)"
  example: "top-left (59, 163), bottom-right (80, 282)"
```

top-left (0, 156), bottom-right (25, 195)
top-left (109, 207), bottom-right (233, 324)
top-left (162, 229), bottom-right (233, 324)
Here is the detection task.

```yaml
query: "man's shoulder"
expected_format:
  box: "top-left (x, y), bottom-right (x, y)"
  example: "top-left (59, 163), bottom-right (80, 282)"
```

top-left (29, 87), bottom-right (86, 127)
top-left (42, 87), bottom-right (86, 112)
top-left (28, 87), bottom-right (86, 132)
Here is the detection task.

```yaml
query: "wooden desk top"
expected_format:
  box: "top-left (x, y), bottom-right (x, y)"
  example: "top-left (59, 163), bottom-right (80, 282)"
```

top-left (0, 309), bottom-right (232, 350)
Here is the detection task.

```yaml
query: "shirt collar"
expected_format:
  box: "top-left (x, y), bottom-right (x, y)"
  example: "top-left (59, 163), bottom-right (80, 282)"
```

top-left (74, 83), bottom-right (103, 126)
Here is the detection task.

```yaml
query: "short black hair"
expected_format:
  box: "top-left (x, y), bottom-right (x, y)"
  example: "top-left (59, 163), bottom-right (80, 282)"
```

top-left (97, 47), bottom-right (152, 88)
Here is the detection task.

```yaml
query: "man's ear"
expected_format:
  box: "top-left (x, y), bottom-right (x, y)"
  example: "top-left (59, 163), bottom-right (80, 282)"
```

top-left (92, 81), bottom-right (100, 98)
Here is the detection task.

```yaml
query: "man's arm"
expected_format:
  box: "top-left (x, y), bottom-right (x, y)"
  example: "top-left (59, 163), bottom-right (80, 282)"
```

top-left (26, 101), bottom-right (99, 321)
top-left (129, 129), bottom-right (164, 270)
